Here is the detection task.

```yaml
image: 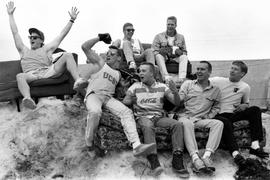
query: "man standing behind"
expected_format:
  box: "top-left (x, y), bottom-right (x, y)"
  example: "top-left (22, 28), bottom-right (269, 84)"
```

top-left (81, 34), bottom-right (156, 157)
top-left (178, 61), bottom-right (223, 175)
top-left (210, 61), bottom-right (268, 165)
top-left (123, 62), bottom-right (189, 178)
top-left (152, 16), bottom-right (189, 84)
top-left (6, 1), bottom-right (88, 109)
top-left (112, 23), bottom-right (155, 70)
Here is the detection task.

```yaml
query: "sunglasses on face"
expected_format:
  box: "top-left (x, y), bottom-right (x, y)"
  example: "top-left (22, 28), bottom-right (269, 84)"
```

top-left (126, 29), bottom-right (135, 33)
top-left (28, 36), bottom-right (41, 40)
top-left (106, 51), bottom-right (117, 56)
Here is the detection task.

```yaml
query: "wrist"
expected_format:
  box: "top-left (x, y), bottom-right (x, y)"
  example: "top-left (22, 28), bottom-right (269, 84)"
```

top-left (69, 18), bottom-right (75, 23)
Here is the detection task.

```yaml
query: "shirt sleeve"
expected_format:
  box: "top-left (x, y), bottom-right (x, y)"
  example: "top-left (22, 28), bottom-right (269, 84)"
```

top-left (242, 84), bottom-right (251, 104)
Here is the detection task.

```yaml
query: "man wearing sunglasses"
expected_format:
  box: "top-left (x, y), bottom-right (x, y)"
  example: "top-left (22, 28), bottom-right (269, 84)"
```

top-left (152, 16), bottom-right (189, 85)
top-left (81, 34), bottom-right (156, 158)
top-left (112, 23), bottom-right (155, 70)
top-left (6, 1), bottom-right (88, 109)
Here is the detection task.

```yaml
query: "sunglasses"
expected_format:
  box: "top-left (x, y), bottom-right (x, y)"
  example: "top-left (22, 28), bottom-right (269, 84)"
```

top-left (106, 51), bottom-right (117, 56)
top-left (126, 29), bottom-right (135, 33)
top-left (28, 36), bottom-right (41, 40)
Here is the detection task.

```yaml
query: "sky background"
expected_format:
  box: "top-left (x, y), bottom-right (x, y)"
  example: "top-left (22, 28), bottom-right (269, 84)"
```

top-left (1, 0), bottom-right (270, 64)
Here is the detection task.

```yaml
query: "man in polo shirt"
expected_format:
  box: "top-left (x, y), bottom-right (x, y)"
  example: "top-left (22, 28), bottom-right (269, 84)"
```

top-left (178, 61), bottom-right (223, 175)
top-left (210, 61), bottom-right (268, 166)
top-left (123, 62), bottom-right (189, 178)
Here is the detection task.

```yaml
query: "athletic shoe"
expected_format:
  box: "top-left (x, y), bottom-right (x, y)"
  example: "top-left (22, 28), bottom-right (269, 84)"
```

top-left (22, 97), bottom-right (37, 109)
top-left (147, 154), bottom-right (164, 176)
top-left (172, 150), bottom-right (190, 178)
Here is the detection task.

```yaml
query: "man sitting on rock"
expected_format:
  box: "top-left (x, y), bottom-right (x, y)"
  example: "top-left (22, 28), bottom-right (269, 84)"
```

top-left (112, 22), bottom-right (155, 70)
top-left (178, 61), bottom-right (223, 175)
top-left (81, 34), bottom-right (156, 157)
top-left (123, 62), bottom-right (189, 178)
top-left (6, 1), bottom-right (88, 109)
top-left (210, 61), bottom-right (269, 166)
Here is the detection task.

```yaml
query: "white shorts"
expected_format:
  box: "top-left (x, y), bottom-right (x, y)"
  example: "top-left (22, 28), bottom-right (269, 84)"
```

top-left (26, 65), bottom-right (57, 81)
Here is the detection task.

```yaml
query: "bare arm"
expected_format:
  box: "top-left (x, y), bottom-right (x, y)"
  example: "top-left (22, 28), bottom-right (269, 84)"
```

top-left (81, 37), bottom-right (105, 67)
top-left (6, 1), bottom-right (26, 56)
top-left (45, 7), bottom-right (79, 53)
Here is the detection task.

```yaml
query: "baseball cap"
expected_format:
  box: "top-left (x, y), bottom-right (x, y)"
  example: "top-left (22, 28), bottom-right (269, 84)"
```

top-left (29, 28), bottom-right (45, 41)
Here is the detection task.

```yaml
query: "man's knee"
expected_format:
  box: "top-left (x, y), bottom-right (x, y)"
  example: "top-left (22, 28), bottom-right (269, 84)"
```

top-left (62, 52), bottom-right (74, 61)
top-left (155, 54), bottom-right (165, 62)
top-left (180, 118), bottom-right (194, 129)
top-left (212, 120), bottom-right (224, 130)
top-left (16, 73), bottom-right (26, 81)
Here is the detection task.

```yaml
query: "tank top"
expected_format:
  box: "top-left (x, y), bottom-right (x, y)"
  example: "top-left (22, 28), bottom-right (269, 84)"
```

top-left (21, 47), bottom-right (53, 73)
top-left (86, 63), bottom-right (120, 97)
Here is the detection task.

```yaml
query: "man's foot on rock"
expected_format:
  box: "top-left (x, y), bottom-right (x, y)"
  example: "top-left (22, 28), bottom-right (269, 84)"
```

top-left (192, 158), bottom-right (213, 175)
top-left (22, 97), bottom-right (37, 109)
top-left (250, 147), bottom-right (269, 159)
top-left (147, 154), bottom-right (164, 177)
top-left (73, 78), bottom-right (88, 91)
top-left (201, 156), bottom-right (216, 172)
top-left (133, 143), bottom-right (156, 157)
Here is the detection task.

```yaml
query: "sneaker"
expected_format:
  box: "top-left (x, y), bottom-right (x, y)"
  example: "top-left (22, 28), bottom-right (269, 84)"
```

top-left (192, 158), bottom-right (213, 175)
top-left (73, 78), bottom-right (88, 91)
top-left (249, 148), bottom-right (269, 159)
top-left (234, 154), bottom-right (246, 167)
top-left (128, 61), bottom-right (137, 71)
top-left (147, 154), bottom-right (164, 177)
top-left (22, 97), bottom-right (37, 109)
top-left (172, 150), bottom-right (190, 178)
top-left (164, 75), bottom-right (173, 83)
top-left (202, 156), bottom-right (216, 171)
top-left (133, 143), bottom-right (156, 157)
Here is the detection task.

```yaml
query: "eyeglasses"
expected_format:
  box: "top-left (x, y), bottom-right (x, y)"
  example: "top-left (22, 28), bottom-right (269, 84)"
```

top-left (126, 29), bottom-right (135, 33)
top-left (106, 51), bottom-right (117, 56)
top-left (28, 36), bottom-right (41, 40)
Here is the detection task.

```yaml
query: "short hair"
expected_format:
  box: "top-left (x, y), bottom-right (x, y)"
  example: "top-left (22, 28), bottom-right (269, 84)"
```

top-left (140, 62), bottom-right (155, 75)
top-left (167, 16), bottom-right (177, 25)
top-left (232, 60), bottom-right (248, 74)
top-left (109, 45), bottom-right (122, 57)
top-left (123, 22), bottom-right (133, 31)
top-left (199, 60), bottom-right (212, 72)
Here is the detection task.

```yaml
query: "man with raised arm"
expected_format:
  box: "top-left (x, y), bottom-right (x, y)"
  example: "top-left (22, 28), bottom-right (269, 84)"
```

top-left (6, 1), bottom-right (88, 109)
top-left (81, 34), bottom-right (156, 157)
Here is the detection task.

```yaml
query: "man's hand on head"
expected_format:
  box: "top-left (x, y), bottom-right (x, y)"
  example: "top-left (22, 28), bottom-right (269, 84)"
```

top-left (98, 33), bottom-right (112, 44)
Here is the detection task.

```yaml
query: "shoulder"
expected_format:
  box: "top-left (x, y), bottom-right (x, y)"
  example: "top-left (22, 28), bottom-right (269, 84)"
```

top-left (239, 81), bottom-right (250, 89)
top-left (176, 33), bottom-right (185, 39)
top-left (112, 39), bottom-right (121, 48)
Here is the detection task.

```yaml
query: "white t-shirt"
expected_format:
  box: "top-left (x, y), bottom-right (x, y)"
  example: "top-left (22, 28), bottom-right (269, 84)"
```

top-left (210, 77), bottom-right (250, 113)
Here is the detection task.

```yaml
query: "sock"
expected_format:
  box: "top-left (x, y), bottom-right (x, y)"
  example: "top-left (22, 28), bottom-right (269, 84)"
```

top-left (192, 153), bottom-right (199, 162)
top-left (251, 140), bottom-right (260, 150)
top-left (202, 150), bottom-right (212, 159)
top-left (232, 151), bottom-right (240, 158)
top-left (133, 141), bottom-right (141, 149)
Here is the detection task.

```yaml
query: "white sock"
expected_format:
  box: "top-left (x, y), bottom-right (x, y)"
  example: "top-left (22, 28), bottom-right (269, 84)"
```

top-left (232, 151), bottom-right (240, 158)
top-left (251, 140), bottom-right (260, 150)
top-left (202, 150), bottom-right (212, 159)
top-left (192, 153), bottom-right (199, 162)
top-left (133, 141), bottom-right (141, 149)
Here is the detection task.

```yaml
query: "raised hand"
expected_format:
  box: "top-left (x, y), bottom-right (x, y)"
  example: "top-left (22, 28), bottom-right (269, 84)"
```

top-left (6, 1), bottom-right (16, 15)
top-left (68, 7), bottom-right (79, 20)
top-left (168, 79), bottom-right (178, 93)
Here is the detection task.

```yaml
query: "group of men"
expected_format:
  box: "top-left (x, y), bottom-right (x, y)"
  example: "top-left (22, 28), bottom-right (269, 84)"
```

top-left (6, 1), bottom-right (268, 178)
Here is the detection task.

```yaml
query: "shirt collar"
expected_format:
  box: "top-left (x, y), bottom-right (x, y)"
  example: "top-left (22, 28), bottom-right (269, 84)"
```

top-left (194, 79), bottom-right (214, 90)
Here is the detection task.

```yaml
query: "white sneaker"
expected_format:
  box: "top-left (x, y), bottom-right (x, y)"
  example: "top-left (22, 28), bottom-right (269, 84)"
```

top-left (22, 97), bottom-right (37, 109)
top-left (164, 75), bottom-right (173, 84)
top-left (73, 78), bottom-right (88, 91)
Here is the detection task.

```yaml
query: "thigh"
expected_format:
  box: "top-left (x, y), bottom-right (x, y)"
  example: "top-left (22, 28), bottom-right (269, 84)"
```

top-left (85, 93), bottom-right (103, 112)
top-left (137, 117), bottom-right (154, 128)
top-left (195, 119), bottom-right (221, 129)
top-left (155, 117), bottom-right (179, 128)
top-left (104, 97), bottom-right (130, 115)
